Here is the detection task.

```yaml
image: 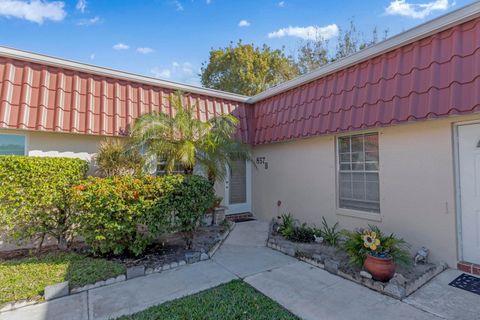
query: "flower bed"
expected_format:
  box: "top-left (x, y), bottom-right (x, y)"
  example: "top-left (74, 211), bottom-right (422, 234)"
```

top-left (267, 219), bottom-right (446, 300)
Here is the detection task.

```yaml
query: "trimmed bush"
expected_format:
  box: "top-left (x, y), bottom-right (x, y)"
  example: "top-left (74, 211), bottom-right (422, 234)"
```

top-left (165, 175), bottom-right (216, 249)
top-left (73, 175), bottom-right (215, 256)
top-left (0, 156), bottom-right (89, 250)
top-left (73, 176), bottom-right (166, 256)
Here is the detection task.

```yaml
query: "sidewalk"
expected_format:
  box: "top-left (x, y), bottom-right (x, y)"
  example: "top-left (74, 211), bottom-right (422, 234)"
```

top-left (1, 221), bottom-right (478, 320)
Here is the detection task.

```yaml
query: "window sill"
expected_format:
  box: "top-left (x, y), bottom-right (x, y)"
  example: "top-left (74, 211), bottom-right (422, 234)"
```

top-left (336, 208), bottom-right (382, 222)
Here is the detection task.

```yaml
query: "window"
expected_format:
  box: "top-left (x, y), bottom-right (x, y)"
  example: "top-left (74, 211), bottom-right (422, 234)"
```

top-left (0, 134), bottom-right (26, 156)
top-left (156, 160), bottom-right (185, 175)
top-left (337, 133), bottom-right (380, 213)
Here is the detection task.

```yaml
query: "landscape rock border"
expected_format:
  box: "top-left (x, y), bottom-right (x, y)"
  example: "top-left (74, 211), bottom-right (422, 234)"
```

top-left (0, 221), bottom-right (235, 313)
top-left (267, 233), bottom-right (446, 300)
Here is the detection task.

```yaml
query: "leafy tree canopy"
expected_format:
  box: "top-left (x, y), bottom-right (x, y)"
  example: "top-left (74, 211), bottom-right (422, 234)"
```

top-left (200, 41), bottom-right (299, 96)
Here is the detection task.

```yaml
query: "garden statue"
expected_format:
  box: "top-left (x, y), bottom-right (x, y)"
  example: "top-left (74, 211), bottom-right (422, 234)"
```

top-left (414, 247), bottom-right (429, 265)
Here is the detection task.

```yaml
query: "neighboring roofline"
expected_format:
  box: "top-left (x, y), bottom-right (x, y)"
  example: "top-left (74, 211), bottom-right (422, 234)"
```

top-left (248, 1), bottom-right (480, 103)
top-left (0, 46), bottom-right (250, 103)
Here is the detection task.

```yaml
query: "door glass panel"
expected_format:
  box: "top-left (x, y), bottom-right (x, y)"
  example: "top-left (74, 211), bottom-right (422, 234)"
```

top-left (229, 160), bottom-right (247, 204)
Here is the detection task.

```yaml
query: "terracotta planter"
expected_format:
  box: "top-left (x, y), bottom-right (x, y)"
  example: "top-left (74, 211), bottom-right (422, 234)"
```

top-left (363, 253), bottom-right (395, 282)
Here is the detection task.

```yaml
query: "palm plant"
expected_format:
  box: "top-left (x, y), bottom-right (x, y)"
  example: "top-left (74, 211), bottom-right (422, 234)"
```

top-left (95, 139), bottom-right (145, 177)
top-left (130, 91), bottom-right (250, 183)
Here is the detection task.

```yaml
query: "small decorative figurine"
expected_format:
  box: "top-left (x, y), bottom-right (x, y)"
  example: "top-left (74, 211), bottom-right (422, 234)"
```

top-left (414, 247), bottom-right (429, 265)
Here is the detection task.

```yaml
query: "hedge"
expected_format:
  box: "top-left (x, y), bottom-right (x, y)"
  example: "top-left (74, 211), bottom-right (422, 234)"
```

top-left (0, 156), bottom-right (89, 250)
top-left (73, 174), bottom-right (215, 256)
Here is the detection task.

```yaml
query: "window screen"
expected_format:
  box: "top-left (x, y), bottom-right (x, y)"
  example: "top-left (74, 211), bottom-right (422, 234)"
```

top-left (338, 133), bottom-right (380, 213)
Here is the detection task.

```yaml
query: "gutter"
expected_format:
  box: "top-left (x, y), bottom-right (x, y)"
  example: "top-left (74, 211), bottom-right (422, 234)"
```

top-left (0, 46), bottom-right (250, 103)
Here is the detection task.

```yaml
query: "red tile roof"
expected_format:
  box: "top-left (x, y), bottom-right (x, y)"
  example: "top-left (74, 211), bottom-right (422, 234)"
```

top-left (251, 17), bottom-right (480, 144)
top-left (0, 59), bottom-right (252, 142)
top-left (0, 4), bottom-right (479, 146)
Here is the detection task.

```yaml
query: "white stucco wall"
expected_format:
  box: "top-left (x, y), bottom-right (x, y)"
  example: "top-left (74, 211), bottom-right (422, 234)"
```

top-left (251, 114), bottom-right (480, 267)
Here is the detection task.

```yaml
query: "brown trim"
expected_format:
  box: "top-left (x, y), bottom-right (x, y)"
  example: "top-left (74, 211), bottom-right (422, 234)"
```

top-left (457, 261), bottom-right (480, 275)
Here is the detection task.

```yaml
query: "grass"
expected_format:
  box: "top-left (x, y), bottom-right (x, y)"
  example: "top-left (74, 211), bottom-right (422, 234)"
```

top-left (119, 280), bottom-right (299, 320)
top-left (0, 252), bottom-right (125, 304)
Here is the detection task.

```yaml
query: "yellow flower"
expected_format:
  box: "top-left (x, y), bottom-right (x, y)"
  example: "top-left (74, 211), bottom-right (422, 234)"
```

top-left (362, 231), bottom-right (381, 251)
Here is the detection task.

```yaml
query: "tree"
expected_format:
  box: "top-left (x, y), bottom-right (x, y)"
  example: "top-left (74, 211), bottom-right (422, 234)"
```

top-left (200, 41), bottom-right (299, 96)
top-left (295, 20), bottom-right (389, 74)
top-left (295, 36), bottom-right (330, 75)
top-left (130, 92), bottom-right (250, 183)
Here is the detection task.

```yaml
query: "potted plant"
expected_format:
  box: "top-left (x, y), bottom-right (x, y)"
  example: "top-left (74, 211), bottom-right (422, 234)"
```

top-left (343, 226), bottom-right (411, 282)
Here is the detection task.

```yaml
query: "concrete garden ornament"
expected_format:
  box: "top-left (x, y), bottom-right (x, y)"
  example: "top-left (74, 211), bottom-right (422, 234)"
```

top-left (414, 247), bottom-right (429, 265)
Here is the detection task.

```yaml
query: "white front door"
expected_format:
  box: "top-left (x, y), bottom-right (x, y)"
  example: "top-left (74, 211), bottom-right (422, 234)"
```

top-left (458, 123), bottom-right (480, 264)
top-left (224, 160), bottom-right (251, 215)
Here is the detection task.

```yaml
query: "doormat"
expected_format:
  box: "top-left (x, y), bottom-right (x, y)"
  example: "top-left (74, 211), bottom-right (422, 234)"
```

top-left (448, 273), bottom-right (480, 295)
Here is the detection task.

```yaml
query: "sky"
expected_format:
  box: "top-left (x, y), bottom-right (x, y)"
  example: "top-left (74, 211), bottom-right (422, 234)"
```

top-left (0, 0), bottom-right (474, 86)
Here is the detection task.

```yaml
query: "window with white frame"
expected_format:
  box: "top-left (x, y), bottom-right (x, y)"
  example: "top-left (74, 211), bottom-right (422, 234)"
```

top-left (337, 133), bottom-right (380, 213)
top-left (0, 134), bottom-right (26, 156)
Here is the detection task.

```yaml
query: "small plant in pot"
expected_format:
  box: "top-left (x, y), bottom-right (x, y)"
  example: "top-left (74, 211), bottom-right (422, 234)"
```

top-left (343, 226), bottom-right (411, 282)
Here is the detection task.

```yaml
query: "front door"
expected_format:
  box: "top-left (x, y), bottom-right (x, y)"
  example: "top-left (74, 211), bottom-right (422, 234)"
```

top-left (458, 123), bottom-right (480, 264)
top-left (224, 160), bottom-right (251, 215)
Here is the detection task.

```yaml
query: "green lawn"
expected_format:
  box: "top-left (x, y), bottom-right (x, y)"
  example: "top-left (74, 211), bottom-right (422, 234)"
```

top-left (119, 280), bottom-right (299, 320)
top-left (0, 252), bottom-right (125, 304)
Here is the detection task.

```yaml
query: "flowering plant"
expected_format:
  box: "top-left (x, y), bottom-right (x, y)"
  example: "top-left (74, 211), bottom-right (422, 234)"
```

top-left (342, 225), bottom-right (411, 267)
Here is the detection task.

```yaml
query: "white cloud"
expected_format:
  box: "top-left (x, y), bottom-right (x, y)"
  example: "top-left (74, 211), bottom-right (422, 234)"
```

top-left (174, 0), bottom-right (183, 11)
top-left (76, 15), bottom-right (100, 26)
top-left (385, 0), bottom-right (451, 19)
top-left (137, 47), bottom-right (154, 54)
top-left (89, 53), bottom-right (95, 60)
top-left (238, 19), bottom-right (250, 27)
top-left (76, 0), bottom-right (86, 12)
top-left (151, 67), bottom-right (171, 79)
top-left (113, 43), bottom-right (129, 50)
top-left (278, 1), bottom-right (285, 7)
top-left (268, 24), bottom-right (339, 41)
top-left (0, 0), bottom-right (66, 24)
top-left (151, 61), bottom-right (199, 84)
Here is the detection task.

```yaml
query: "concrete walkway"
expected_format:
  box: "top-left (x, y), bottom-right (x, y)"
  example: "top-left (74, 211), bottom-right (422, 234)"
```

top-left (1, 221), bottom-right (478, 320)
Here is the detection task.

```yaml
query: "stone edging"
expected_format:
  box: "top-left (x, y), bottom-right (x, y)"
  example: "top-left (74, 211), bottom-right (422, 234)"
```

top-left (0, 221), bottom-right (235, 313)
top-left (267, 237), bottom-right (446, 300)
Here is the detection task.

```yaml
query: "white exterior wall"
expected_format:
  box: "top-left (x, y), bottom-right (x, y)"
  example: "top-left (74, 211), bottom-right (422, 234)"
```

top-left (251, 114), bottom-right (480, 267)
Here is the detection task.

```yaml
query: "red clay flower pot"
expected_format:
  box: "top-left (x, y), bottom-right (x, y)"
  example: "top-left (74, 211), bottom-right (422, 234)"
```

top-left (363, 253), bottom-right (395, 282)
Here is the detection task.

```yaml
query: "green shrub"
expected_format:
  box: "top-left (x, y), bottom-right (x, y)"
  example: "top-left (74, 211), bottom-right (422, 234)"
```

top-left (287, 223), bottom-right (315, 243)
top-left (73, 174), bottom-right (215, 255)
top-left (165, 175), bottom-right (216, 249)
top-left (277, 213), bottom-right (295, 239)
top-left (73, 176), bottom-right (169, 256)
top-left (0, 156), bottom-right (89, 250)
top-left (317, 217), bottom-right (340, 246)
top-left (277, 214), bottom-right (315, 243)
top-left (342, 225), bottom-right (411, 268)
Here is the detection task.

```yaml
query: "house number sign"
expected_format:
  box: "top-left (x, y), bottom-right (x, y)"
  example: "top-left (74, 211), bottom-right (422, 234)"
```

top-left (256, 157), bottom-right (268, 169)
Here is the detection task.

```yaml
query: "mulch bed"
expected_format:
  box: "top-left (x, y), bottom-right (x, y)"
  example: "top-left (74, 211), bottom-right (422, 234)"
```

top-left (0, 224), bottom-right (229, 269)
top-left (109, 225), bottom-right (228, 268)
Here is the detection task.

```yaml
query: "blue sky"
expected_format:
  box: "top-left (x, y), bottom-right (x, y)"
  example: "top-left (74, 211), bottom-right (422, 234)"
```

top-left (0, 0), bottom-right (472, 85)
